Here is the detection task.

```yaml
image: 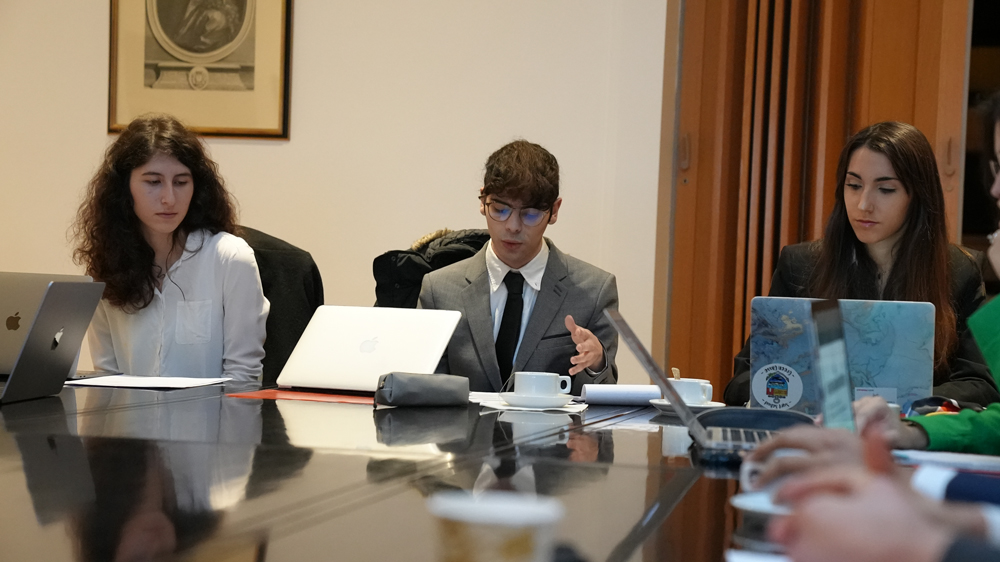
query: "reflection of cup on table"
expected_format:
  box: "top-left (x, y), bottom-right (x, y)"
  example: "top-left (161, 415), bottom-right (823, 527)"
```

top-left (500, 411), bottom-right (571, 447)
top-left (427, 491), bottom-right (565, 562)
top-left (661, 424), bottom-right (693, 457)
top-left (514, 372), bottom-right (571, 396)
top-left (667, 378), bottom-right (713, 404)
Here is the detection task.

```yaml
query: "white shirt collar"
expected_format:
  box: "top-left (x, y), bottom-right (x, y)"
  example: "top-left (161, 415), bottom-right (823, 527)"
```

top-left (485, 239), bottom-right (549, 294)
top-left (168, 229), bottom-right (207, 274)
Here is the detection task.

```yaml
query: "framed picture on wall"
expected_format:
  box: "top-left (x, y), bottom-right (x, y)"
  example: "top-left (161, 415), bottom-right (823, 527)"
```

top-left (108, 0), bottom-right (293, 139)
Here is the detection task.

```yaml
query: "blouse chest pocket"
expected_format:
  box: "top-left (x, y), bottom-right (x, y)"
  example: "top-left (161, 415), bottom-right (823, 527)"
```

top-left (175, 300), bottom-right (212, 345)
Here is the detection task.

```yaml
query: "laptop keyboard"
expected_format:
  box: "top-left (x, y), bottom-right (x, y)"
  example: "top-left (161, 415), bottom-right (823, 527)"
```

top-left (712, 427), bottom-right (773, 449)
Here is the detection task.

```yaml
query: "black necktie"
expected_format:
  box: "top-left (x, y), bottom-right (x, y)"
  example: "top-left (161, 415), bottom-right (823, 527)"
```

top-left (495, 271), bottom-right (524, 387)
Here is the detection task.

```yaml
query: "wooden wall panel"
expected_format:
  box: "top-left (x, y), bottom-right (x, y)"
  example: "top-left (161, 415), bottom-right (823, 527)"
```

top-left (732, 0), bottom-right (761, 353)
top-left (779, 0), bottom-right (808, 250)
top-left (933, 0), bottom-right (972, 240)
top-left (668, 0), bottom-right (748, 393)
top-left (761, 0), bottom-right (787, 296)
top-left (805, 0), bottom-right (851, 240)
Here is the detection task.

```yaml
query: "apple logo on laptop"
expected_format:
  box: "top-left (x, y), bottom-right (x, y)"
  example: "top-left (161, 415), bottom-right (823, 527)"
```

top-left (51, 327), bottom-right (64, 351)
top-left (359, 337), bottom-right (378, 353)
top-left (5, 312), bottom-right (19, 331)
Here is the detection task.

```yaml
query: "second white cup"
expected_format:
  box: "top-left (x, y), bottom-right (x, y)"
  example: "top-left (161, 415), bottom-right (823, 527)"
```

top-left (514, 372), bottom-right (571, 396)
top-left (669, 378), bottom-right (714, 404)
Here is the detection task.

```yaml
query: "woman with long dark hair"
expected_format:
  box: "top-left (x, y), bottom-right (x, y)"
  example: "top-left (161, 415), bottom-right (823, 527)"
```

top-left (73, 114), bottom-right (268, 382)
top-left (725, 121), bottom-right (999, 407)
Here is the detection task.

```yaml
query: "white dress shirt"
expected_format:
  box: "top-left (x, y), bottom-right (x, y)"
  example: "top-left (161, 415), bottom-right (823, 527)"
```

top-left (88, 230), bottom-right (269, 382)
top-left (485, 239), bottom-right (549, 361)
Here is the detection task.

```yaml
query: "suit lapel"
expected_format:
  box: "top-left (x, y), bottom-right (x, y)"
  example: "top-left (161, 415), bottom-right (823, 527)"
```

top-left (514, 242), bottom-right (569, 371)
top-left (461, 251), bottom-right (504, 391)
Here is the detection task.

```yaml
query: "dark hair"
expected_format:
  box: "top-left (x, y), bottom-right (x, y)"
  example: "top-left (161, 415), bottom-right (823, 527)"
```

top-left (72, 114), bottom-right (237, 312)
top-left (981, 91), bottom-right (1000, 184)
top-left (482, 140), bottom-right (559, 209)
top-left (811, 121), bottom-right (955, 375)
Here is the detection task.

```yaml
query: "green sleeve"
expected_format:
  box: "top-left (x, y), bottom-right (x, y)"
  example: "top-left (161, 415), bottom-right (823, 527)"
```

top-left (908, 403), bottom-right (1000, 455)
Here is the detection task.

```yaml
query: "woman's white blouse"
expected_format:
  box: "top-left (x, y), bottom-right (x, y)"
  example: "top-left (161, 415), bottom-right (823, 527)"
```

top-left (88, 230), bottom-right (270, 382)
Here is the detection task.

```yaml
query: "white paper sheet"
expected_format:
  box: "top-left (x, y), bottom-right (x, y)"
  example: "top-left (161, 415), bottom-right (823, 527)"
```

top-left (581, 384), bottom-right (661, 405)
top-left (65, 375), bottom-right (230, 389)
top-left (479, 400), bottom-right (588, 414)
top-left (469, 391), bottom-right (502, 404)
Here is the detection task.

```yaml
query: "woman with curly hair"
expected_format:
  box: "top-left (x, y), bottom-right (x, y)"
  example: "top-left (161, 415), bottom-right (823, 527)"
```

top-left (73, 114), bottom-right (268, 382)
top-left (725, 121), bottom-right (1000, 407)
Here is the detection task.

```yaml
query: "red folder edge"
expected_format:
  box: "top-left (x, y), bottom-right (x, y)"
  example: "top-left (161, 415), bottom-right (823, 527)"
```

top-left (226, 389), bottom-right (375, 405)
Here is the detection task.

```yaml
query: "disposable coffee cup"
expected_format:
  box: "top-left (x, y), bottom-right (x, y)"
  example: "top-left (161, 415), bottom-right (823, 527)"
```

top-left (513, 372), bottom-right (571, 396)
top-left (427, 491), bottom-right (564, 562)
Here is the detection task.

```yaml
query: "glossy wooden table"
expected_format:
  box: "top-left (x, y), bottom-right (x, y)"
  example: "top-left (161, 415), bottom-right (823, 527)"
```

top-left (0, 382), bottom-right (738, 561)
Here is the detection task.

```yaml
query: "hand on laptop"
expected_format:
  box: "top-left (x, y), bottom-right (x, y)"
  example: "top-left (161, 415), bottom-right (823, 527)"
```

top-left (746, 425), bottom-right (865, 488)
top-left (564, 315), bottom-right (605, 375)
top-left (854, 396), bottom-right (929, 450)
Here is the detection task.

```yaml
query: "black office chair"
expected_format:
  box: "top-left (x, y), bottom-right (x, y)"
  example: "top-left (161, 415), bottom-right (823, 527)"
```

top-left (238, 226), bottom-right (324, 388)
top-left (372, 228), bottom-right (490, 308)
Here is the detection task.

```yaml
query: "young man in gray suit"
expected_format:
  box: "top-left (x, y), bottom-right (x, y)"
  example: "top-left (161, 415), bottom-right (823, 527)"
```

top-left (418, 140), bottom-right (618, 394)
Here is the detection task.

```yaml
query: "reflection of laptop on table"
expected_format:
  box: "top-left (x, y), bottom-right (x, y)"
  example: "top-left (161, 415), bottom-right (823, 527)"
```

top-left (276, 305), bottom-right (461, 393)
top-left (605, 308), bottom-right (846, 466)
top-left (1, 281), bottom-right (105, 405)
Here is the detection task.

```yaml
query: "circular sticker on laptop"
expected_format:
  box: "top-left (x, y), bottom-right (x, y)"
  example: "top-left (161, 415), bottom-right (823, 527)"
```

top-left (751, 364), bottom-right (803, 410)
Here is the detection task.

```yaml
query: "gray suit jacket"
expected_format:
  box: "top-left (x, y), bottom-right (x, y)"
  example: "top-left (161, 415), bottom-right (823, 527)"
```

top-left (418, 241), bottom-right (618, 394)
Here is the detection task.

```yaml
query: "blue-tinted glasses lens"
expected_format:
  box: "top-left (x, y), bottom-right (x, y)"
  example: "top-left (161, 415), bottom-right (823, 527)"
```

top-left (521, 209), bottom-right (546, 226)
top-left (489, 203), bottom-right (513, 221)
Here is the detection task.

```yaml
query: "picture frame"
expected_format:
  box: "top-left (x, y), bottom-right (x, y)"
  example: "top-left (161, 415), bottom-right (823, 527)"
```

top-left (108, 0), bottom-right (293, 139)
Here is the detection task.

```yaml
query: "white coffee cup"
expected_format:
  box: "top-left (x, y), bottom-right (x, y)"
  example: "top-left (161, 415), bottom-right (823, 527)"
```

top-left (668, 378), bottom-right (714, 404)
top-left (513, 372), bottom-right (571, 396)
top-left (427, 491), bottom-right (565, 562)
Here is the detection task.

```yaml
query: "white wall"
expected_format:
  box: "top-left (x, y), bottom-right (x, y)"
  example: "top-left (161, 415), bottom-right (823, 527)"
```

top-left (0, 1), bottom-right (669, 384)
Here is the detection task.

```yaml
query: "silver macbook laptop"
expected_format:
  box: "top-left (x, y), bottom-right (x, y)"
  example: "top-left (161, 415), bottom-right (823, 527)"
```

top-left (605, 308), bottom-right (852, 463)
top-left (1, 281), bottom-right (105, 405)
top-left (0, 272), bottom-right (92, 375)
top-left (750, 296), bottom-right (934, 413)
top-left (276, 305), bottom-right (462, 393)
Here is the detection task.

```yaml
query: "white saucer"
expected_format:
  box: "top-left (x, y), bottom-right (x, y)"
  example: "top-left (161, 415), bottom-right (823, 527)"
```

top-left (500, 393), bottom-right (574, 409)
top-left (729, 491), bottom-right (791, 516)
top-left (650, 398), bottom-right (726, 415)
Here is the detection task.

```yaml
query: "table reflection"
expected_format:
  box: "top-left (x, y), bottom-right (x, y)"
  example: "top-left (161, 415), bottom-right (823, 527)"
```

top-left (0, 391), bottom-right (743, 561)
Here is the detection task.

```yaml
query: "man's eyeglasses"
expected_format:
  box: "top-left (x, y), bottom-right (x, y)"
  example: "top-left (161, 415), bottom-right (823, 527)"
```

top-left (481, 197), bottom-right (550, 227)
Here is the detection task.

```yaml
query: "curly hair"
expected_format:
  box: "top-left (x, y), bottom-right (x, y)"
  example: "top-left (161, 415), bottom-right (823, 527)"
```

top-left (811, 121), bottom-right (956, 377)
top-left (72, 114), bottom-right (237, 312)
top-left (482, 139), bottom-right (560, 210)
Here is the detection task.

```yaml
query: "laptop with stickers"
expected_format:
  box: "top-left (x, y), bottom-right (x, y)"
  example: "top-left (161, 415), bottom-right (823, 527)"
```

top-left (749, 296), bottom-right (934, 414)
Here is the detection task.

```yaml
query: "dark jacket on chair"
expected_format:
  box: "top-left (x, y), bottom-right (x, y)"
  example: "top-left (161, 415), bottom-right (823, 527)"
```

top-left (372, 229), bottom-right (490, 308)
top-left (238, 226), bottom-right (324, 387)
